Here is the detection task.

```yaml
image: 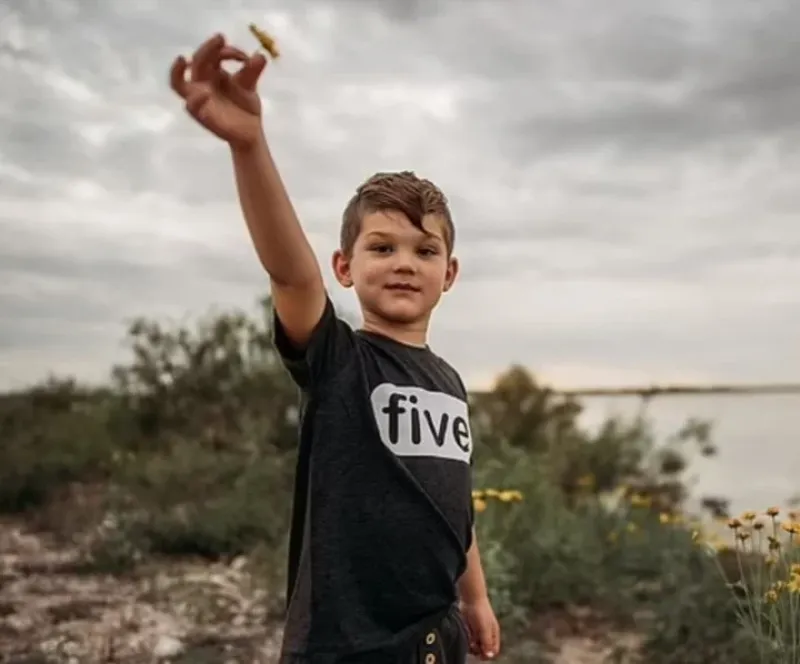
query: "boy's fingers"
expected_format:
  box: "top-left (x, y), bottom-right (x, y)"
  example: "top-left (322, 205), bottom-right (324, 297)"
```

top-left (463, 614), bottom-right (480, 654)
top-left (481, 633), bottom-right (494, 658)
top-left (215, 47), bottom-right (251, 91)
top-left (219, 45), bottom-right (250, 62)
top-left (191, 33), bottom-right (225, 82)
top-left (479, 622), bottom-right (498, 659)
top-left (486, 623), bottom-right (500, 659)
top-left (233, 53), bottom-right (267, 90)
top-left (169, 56), bottom-right (188, 98)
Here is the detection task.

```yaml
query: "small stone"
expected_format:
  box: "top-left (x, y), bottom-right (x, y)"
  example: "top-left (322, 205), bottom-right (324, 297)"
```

top-left (7, 612), bottom-right (34, 631)
top-left (153, 634), bottom-right (185, 659)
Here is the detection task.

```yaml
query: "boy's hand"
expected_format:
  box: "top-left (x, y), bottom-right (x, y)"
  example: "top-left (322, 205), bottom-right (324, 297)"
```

top-left (461, 597), bottom-right (500, 660)
top-left (170, 34), bottom-right (267, 149)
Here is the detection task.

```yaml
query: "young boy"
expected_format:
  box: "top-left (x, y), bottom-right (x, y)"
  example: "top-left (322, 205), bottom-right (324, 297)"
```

top-left (169, 34), bottom-right (500, 663)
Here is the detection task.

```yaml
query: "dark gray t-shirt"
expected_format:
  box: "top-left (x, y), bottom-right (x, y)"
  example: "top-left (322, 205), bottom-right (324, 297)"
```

top-left (273, 296), bottom-right (474, 663)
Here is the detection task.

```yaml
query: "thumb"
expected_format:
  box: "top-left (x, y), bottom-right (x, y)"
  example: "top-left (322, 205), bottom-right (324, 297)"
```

top-left (233, 52), bottom-right (267, 90)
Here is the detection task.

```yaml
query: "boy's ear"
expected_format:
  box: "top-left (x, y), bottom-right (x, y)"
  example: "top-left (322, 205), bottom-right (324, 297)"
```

top-left (332, 249), bottom-right (353, 288)
top-left (442, 255), bottom-right (459, 293)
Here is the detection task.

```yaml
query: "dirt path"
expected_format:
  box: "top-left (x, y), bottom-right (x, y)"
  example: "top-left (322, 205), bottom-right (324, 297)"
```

top-left (1, 519), bottom-right (639, 663)
top-left (0, 520), bottom-right (283, 662)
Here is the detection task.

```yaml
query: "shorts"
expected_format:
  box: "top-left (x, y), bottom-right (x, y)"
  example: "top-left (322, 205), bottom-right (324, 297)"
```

top-left (281, 605), bottom-right (469, 664)
top-left (404, 607), bottom-right (469, 664)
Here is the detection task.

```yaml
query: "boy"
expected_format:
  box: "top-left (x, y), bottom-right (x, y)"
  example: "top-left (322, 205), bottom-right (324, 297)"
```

top-left (169, 34), bottom-right (500, 663)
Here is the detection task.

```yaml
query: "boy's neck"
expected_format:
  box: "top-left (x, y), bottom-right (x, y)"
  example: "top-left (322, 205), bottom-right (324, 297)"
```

top-left (359, 316), bottom-right (429, 349)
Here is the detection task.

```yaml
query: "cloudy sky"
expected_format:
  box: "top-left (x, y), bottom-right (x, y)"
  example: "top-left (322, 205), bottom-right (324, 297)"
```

top-left (2, 0), bottom-right (798, 511)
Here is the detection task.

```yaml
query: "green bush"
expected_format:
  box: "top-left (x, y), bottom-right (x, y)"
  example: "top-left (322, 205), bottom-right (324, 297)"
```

top-left (111, 444), bottom-right (294, 558)
top-left (471, 435), bottom-right (753, 663)
top-left (0, 379), bottom-right (113, 512)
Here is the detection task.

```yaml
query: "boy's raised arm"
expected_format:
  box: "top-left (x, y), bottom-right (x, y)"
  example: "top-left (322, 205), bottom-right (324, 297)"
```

top-left (170, 34), bottom-right (325, 350)
top-left (231, 135), bottom-right (326, 349)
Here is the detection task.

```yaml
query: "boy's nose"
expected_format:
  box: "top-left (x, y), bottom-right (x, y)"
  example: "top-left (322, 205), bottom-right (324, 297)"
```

top-left (391, 251), bottom-right (417, 274)
top-left (392, 260), bottom-right (416, 275)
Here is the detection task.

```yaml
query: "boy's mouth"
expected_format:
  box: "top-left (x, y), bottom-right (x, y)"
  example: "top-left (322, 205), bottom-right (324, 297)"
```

top-left (385, 283), bottom-right (421, 292)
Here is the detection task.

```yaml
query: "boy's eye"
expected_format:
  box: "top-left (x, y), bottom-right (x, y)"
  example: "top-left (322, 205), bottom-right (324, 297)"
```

top-left (370, 244), bottom-right (393, 253)
top-left (418, 247), bottom-right (438, 257)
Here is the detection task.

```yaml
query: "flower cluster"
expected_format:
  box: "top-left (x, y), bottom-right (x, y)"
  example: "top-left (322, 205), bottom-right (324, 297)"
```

top-left (471, 488), bottom-right (523, 513)
top-left (764, 563), bottom-right (800, 603)
top-left (721, 507), bottom-right (800, 659)
top-left (726, 507), bottom-right (800, 550)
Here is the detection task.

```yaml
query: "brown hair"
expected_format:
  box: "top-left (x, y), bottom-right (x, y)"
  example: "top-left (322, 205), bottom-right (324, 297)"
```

top-left (340, 171), bottom-right (455, 256)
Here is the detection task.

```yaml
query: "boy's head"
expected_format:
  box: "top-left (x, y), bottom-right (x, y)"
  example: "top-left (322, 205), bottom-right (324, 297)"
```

top-left (332, 171), bottom-right (459, 333)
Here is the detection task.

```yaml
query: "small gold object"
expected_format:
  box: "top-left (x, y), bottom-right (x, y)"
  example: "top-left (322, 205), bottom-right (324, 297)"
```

top-left (249, 23), bottom-right (280, 59)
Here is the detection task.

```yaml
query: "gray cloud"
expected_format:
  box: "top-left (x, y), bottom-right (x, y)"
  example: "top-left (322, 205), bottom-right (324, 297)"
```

top-left (2, 0), bottom-right (799, 508)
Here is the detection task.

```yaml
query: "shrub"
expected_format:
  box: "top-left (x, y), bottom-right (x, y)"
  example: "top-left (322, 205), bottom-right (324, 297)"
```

top-left (471, 441), bottom-right (754, 663)
top-left (110, 444), bottom-right (294, 559)
top-left (0, 378), bottom-right (113, 512)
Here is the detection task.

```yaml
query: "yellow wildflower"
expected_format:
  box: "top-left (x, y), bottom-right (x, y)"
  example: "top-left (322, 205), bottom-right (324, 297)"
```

top-left (727, 518), bottom-right (742, 530)
top-left (473, 498), bottom-right (487, 513)
top-left (781, 521), bottom-right (800, 535)
top-left (659, 513), bottom-right (671, 525)
top-left (248, 24), bottom-right (281, 59)
top-left (499, 490), bottom-right (523, 502)
top-left (741, 511), bottom-right (757, 522)
top-left (764, 589), bottom-right (779, 604)
top-left (767, 506), bottom-right (780, 517)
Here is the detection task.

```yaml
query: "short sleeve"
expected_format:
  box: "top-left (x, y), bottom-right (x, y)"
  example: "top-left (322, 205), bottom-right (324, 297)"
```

top-left (271, 294), bottom-right (356, 391)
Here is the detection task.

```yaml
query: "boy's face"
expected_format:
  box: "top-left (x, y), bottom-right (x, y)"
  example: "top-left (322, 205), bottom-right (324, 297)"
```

top-left (333, 209), bottom-right (458, 329)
